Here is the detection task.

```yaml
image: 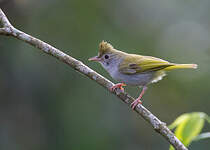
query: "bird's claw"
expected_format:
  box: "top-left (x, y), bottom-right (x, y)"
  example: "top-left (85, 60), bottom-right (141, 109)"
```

top-left (110, 83), bottom-right (126, 92)
top-left (130, 86), bottom-right (147, 109)
top-left (130, 99), bottom-right (142, 110)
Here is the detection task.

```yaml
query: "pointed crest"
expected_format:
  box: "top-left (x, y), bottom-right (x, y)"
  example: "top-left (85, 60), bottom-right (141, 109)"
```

top-left (98, 41), bottom-right (114, 57)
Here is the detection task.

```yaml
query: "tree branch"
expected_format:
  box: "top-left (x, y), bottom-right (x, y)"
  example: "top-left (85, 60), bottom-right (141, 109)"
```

top-left (0, 8), bottom-right (187, 150)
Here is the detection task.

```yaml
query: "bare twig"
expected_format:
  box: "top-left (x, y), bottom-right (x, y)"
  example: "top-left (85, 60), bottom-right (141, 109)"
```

top-left (0, 8), bottom-right (187, 150)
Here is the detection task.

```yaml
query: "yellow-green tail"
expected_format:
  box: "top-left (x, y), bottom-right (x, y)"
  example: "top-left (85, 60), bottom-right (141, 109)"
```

top-left (164, 63), bottom-right (197, 71)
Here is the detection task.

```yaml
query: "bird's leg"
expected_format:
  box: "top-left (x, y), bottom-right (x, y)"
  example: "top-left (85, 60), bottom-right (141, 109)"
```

top-left (131, 86), bottom-right (148, 109)
top-left (110, 83), bottom-right (126, 92)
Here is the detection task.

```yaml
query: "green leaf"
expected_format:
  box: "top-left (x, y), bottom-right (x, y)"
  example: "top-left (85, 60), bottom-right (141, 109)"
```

top-left (168, 113), bottom-right (189, 129)
top-left (169, 145), bottom-right (174, 150)
top-left (181, 113), bottom-right (205, 146)
top-left (193, 132), bottom-right (210, 141)
top-left (169, 112), bottom-right (206, 150)
top-left (169, 115), bottom-right (190, 150)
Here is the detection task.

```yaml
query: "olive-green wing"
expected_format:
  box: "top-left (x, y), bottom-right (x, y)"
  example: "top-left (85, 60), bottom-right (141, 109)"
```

top-left (119, 54), bottom-right (173, 74)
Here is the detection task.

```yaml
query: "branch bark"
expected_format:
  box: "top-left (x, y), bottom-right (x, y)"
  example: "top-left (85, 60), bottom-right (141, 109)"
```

top-left (0, 9), bottom-right (187, 150)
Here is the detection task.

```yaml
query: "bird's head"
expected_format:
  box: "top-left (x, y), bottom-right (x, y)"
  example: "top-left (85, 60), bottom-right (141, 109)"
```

top-left (89, 41), bottom-right (125, 69)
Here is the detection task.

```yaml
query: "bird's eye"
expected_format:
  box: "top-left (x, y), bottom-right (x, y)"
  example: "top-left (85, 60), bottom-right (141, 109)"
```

top-left (104, 55), bottom-right (109, 59)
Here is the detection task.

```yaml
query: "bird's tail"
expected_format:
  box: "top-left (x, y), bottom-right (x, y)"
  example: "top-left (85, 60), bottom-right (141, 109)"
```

top-left (164, 63), bottom-right (197, 71)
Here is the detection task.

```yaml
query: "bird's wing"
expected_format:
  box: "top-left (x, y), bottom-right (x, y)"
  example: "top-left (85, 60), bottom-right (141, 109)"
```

top-left (119, 54), bottom-right (173, 74)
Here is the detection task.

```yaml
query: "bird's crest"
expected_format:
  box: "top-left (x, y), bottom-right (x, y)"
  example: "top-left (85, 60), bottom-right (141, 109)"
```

top-left (98, 41), bottom-right (114, 57)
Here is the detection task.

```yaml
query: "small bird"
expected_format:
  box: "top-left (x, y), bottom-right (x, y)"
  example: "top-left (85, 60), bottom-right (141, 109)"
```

top-left (89, 41), bottom-right (197, 109)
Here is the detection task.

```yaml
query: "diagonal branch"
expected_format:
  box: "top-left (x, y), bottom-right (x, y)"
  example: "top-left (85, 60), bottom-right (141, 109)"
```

top-left (0, 8), bottom-right (187, 150)
top-left (0, 8), bottom-right (11, 27)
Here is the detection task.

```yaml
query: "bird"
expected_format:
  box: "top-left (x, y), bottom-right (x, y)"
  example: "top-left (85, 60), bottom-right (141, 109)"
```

top-left (89, 41), bottom-right (197, 109)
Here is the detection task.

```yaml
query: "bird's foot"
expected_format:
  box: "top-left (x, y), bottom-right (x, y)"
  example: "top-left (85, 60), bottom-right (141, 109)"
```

top-left (130, 86), bottom-right (147, 110)
top-left (110, 83), bottom-right (126, 92)
top-left (130, 98), bottom-right (142, 110)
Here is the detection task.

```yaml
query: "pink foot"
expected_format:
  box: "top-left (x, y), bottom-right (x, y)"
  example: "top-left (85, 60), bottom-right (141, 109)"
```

top-left (130, 86), bottom-right (147, 110)
top-left (110, 83), bottom-right (126, 92)
top-left (131, 99), bottom-right (142, 110)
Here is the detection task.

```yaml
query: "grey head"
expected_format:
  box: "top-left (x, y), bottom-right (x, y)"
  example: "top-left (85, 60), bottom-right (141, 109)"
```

top-left (88, 41), bottom-right (125, 75)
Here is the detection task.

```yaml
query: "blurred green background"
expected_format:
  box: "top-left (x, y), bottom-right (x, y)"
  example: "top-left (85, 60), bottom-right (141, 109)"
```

top-left (0, 0), bottom-right (210, 149)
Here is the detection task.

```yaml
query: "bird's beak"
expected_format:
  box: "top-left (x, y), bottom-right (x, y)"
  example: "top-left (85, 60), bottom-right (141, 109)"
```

top-left (88, 56), bottom-right (101, 62)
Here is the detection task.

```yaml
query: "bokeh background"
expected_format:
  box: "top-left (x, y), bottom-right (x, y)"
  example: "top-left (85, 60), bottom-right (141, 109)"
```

top-left (0, 0), bottom-right (210, 150)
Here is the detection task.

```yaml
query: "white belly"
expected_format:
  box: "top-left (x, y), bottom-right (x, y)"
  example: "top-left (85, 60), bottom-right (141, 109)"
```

top-left (112, 70), bottom-right (154, 86)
